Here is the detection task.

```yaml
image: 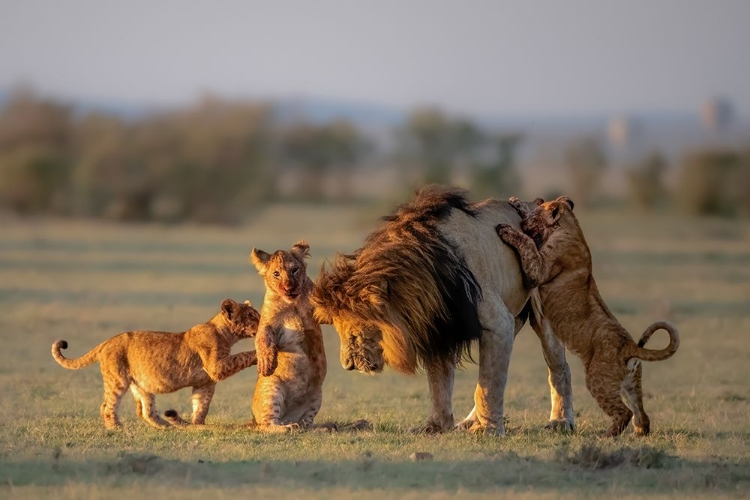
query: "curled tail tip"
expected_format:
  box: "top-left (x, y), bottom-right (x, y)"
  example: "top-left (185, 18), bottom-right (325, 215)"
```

top-left (54, 340), bottom-right (68, 350)
top-left (164, 409), bottom-right (178, 418)
top-left (636, 320), bottom-right (680, 359)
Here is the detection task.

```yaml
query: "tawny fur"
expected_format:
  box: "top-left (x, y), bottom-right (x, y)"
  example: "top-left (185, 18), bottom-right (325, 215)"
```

top-left (51, 299), bottom-right (260, 430)
top-left (250, 241), bottom-right (327, 432)
top-left (497, 196), bottom-right (679, 436)
top-left (311, 185), bottom-right (576, 435)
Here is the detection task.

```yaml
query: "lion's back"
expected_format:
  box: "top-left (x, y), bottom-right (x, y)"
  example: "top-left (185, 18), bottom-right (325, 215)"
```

top-left (439, 199), bottom-right (528, 316)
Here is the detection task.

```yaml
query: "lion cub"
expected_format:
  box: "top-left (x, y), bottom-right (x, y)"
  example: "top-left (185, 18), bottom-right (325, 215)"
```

top-left (250, 241), bottom-right (327, 432)
top-left (497, 197), bottom-right (679, 436)
top-left (51, 299), bottom-right (260, 429)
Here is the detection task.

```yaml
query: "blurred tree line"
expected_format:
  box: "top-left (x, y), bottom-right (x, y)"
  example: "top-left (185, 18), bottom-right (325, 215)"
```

top-left (0, 85), bottom-right (748, 222)
top-left (0, 88), bottom-right (524, 222)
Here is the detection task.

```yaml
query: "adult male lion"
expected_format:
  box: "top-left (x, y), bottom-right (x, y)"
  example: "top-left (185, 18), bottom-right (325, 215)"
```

top-left (311, 185), bottom-right (574, 435)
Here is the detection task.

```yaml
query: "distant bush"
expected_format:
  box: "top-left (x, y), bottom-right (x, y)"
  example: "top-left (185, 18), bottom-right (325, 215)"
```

top-left (564, 136), bottom-right (607, 208)
top-left (676, 149), bottom-right (748, 217)
top-left (469, 135), bottom-right (522, 200)
top-left (0, 87), bottom-right (73, 214)
top-left (626, 151), bottom-right (668, 211)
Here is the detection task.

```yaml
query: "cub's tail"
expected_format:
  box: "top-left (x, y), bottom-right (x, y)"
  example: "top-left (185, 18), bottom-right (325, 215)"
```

top-left (631, 321), bottom-right (679, 362)
top-left (163, 409), bottom-right (190, 426)
top-left (51, 340), bottom-right (102, 369)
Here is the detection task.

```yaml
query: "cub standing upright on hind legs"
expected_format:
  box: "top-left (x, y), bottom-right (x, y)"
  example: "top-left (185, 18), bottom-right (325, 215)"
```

top-left (250, 240), bottom-right (327, 432)
top-left (51, 299), bottom-right (260, 429)
top-left (496, 196), bottom-right (679, 437)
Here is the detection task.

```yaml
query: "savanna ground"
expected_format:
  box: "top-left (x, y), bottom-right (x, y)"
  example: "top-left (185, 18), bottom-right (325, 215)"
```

top-left (1, 203), bottom-right (749, 499)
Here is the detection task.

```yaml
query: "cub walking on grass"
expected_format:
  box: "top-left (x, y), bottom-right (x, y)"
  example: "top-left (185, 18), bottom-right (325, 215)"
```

top-left (51, 299), bottom-right (260, 429)
top-left (496, 196), bottom-right (679, 437)
top-left (250, 240), bottom-right (327, 432)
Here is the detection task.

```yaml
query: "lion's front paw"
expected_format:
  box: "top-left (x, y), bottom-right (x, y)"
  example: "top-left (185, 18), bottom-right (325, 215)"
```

top-left (468, 421), bottom-right (505, 436)
top-left (409, 419), bottom-right (450, 435)
top-left (544, 418), bottom-right (574, 433)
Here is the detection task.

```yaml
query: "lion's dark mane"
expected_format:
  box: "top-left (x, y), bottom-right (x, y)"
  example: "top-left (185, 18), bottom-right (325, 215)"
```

top-left (313, 185), bottom-right (483, 373)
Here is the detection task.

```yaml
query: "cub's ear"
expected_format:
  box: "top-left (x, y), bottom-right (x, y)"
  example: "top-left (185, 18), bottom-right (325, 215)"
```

top-left (291, 240), bottom-right (310, 260)
top-left (533, 197), bottom-right (545, 206)
top-left (250, 248), bottom-right (271, 275)
top-left (221, 299), bottom-right (238, 321)
top-left (555, 196), bottom-right (574, 211)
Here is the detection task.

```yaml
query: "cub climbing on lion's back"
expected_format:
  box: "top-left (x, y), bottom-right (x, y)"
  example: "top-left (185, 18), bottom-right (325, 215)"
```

top-left (497, 196), bottom-right (679, 437)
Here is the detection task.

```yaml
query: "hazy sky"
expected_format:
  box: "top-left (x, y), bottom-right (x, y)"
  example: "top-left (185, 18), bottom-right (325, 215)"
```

top-left (1, 0), bottom-right (749, 117)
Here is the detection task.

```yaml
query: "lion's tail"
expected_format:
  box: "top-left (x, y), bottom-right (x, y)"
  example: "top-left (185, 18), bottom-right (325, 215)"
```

top-left (631, 321), bottom-right (679, 362)
top-left (51, 340), bottom-right (102, 369)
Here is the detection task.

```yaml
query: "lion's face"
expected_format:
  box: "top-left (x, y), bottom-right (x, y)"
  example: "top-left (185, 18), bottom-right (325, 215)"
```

top-left (220, 298), bottom-right (261, 338)
top-left (251, 241), bottom-right (310, 304)
top-left (332, 317), bottom-right (384, 374)
top-left (521, 196), bottom-right (575, 247)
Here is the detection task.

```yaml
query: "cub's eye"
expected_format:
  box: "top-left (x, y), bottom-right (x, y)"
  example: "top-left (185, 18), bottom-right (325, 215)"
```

top-left (291, 267), bottom-right (299, 276)
top-left (272, 270), bottom-right (281, 278)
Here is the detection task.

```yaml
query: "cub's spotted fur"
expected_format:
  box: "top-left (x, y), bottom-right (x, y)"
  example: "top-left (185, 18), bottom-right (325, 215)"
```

top-left (51, 299), bottom-right (259, 429)
top-left (497, 197), bottom-right (679, 436)
top-left (250, 241), bottom-right (327, 432)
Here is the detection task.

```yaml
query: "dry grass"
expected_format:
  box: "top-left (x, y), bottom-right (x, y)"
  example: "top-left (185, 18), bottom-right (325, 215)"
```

top-left (0, 205), bottom-right (749, 498)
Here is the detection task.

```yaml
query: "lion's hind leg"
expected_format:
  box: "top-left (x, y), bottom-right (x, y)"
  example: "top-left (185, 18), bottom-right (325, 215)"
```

top-left (467, 298), bottom-right (515, 436)
top-left (621, 358), bottom-right (650, 436)
top-left (528, 294), bottom-right (575, 432)
top-left (100, 371), bottom-right (129, 429)
top-left (585, 364), bottom-right (633, 437)
top-left (190, 383), bottom-right (216, 425)
top-left (129, 385), bottom-right (170, 429)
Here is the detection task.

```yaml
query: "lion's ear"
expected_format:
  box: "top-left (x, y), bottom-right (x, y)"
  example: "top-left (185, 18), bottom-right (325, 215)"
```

top-left (221, 298), bottom-right (238, 321)
top-left (291, 240), bottom-right (310, 260)
top-left (555, 196), bottom-right (574, 211)
top-left (250, 248), bottom-right (271, 275)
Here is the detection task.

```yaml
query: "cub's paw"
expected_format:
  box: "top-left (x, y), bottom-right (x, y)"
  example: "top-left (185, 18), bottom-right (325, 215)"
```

top-left (258, 422), bottom-right (299, 434)
top-left (496, 223), bottom-right (517, 239)
top-left (257, 352), bottom-right (278, 377)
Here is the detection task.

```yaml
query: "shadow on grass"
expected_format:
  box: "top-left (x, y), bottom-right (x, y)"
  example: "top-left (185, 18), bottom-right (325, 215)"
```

top-left (2, 448), bottom-right (748, 495)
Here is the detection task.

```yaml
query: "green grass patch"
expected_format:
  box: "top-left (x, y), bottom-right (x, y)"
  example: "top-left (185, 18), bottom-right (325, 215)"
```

top-left (1, 207), bottom-right (750, 498)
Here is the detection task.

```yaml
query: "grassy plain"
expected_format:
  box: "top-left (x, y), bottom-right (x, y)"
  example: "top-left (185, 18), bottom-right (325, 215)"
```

top-left (0, 204), bottom-right (749, 499)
